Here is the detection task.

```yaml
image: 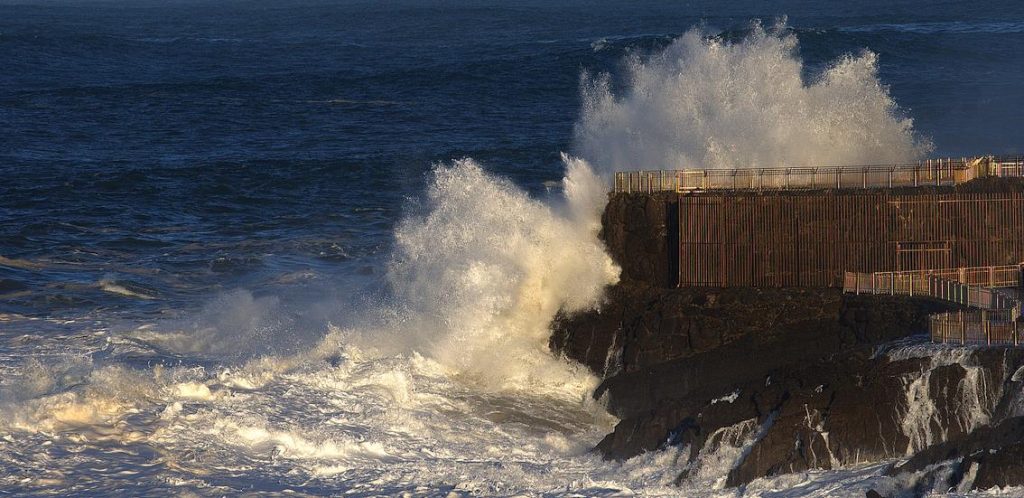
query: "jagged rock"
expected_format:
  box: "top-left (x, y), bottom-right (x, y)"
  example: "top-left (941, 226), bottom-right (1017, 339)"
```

top-left (599, 192), bottom-right (675, 287)
top-left (548, 191), bottom-right (1024, 489)
top-left (888, 416), bottom-right (1024, 491)
top-left (555, 287), bottom-right (1024, 486)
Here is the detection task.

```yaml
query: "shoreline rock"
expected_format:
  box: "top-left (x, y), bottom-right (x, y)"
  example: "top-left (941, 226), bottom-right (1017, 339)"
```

top-left (548, 190), bottom-right (1024, 491)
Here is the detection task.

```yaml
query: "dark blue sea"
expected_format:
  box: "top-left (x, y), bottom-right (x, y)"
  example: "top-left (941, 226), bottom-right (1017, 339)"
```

top-left (1, 1), bottom-right (1023, 495)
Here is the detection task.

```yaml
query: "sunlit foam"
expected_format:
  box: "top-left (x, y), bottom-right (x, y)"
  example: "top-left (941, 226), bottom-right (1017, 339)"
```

top-left (0, 21), bottom-right (976, 496)
top-left (364, 157), bottom-right (619, 394)
top-left (574, 21), bottom-right (932, 174)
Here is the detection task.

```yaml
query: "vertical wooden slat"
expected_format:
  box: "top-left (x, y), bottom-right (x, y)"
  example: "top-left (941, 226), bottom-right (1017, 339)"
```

top-left (671, 189), bottom-right (1024, 289)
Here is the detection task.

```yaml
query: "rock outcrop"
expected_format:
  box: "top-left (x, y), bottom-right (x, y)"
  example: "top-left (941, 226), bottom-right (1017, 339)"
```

top-left (550, 191), bottom-right (1024, 492)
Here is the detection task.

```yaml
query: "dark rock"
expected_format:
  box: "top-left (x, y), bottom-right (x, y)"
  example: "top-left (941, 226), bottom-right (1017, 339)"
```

top-left (599, 192), bottom-right (675, 287)
top-left (549, 189), bottom-right (1024, 490)
top-left (889, 416), bottom-right (1024, 491)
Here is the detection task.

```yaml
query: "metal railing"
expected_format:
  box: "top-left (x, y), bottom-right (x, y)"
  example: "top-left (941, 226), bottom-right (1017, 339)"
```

top-left (993, 157), bottom-right (1024, 178)
top-left (931, 310), bottom-right (1020, 346)
top-left (613, 155), bottom-right (1024, 193)
top-left (843, 265), bottom-right (1022, 296)
top-left (844, 273), bottom-right (1019, 311)
top-left (843, 264), bottom-right (1024, 346)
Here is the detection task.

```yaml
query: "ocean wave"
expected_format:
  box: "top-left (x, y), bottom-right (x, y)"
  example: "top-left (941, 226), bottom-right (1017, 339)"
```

top-left (838, 21), bottom-right (1024, 34)
top-left (574, 21), bottom-right (932, 173)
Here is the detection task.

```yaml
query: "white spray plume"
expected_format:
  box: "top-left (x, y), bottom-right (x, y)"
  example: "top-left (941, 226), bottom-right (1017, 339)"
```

top-left (367, 157), bottom-right (619, 392)
top-left (575, 22), bottom-right (933, 173)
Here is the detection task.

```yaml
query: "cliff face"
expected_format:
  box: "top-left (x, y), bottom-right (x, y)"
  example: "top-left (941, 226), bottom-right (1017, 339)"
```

top-left (550, 192), bottom-right (1024, 492)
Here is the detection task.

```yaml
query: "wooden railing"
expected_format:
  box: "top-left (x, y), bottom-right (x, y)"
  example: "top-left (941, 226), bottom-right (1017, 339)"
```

top-left (843, 265), bottom-right (1023, 346)
top-left (613, 155), bottom-right (1024, 193)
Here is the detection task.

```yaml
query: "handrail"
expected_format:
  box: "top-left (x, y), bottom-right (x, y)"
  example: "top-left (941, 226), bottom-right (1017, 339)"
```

top-left (612, 155), bottom-right (1024, 193)
top-left (843, 267), bottom-right (1021, 309)
top-left (842, 264), bottom-right (1024, 346)
top-left (930, 310), bottom-right (1020, 346)
top-left (847, 265), bottom-right (1022, 291)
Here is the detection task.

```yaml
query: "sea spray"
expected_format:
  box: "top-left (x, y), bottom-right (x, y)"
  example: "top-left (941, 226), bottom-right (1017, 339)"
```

top-left (376, 157), bottom-right (620, 393)
top-left (574, 21), bottom-right (933, 173)
top-left (0, 21), bottom-right (977, 496)
top-left (892, 347), bottom-right (998, 455)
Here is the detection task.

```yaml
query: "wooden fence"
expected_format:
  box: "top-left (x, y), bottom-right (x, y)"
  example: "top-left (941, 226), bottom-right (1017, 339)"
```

top-left (614, 156), bottom-right (1024, 194)
top-left (677, 191), bottom-right (1024, 287)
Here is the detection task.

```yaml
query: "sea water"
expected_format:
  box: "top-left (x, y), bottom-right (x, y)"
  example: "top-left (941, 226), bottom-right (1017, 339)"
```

top-left (2, 1), bottom-right (1023, 495)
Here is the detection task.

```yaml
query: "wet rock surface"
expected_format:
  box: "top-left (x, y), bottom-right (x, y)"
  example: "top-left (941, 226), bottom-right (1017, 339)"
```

top-left (549, 191), bottom-right (1024, 491)
top-left (887, 414), bottom-right (1024, 492)
top-left (553, 281), bottom-right (1024, 490)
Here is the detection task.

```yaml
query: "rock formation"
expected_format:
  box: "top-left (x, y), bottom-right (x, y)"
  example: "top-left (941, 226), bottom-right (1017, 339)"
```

top-left (550, 191), bottom-right (1024, 492)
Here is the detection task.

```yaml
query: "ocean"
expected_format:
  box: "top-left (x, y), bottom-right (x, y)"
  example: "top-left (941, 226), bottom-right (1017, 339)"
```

top-left (1, 0), bottom-right (1023, 495)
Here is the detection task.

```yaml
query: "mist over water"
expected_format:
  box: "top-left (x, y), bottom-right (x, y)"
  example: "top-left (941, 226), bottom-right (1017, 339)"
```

top-left (575, 23), bottom-right (934, 173)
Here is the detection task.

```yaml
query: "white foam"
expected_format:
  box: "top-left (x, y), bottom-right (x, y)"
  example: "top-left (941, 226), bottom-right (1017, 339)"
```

top-left (370, 157), bottom-right (619, 394)
top-left (0, 23), bottom-right (981, 496)
top-left (174, 382), bottom-right (214, 400)
top-left (711, 389), bottom-right (740, 405)
top-left (98, 279), bottom-right (155, 300)
top-left (574, 21), bottom-right (931, 175)
top-left (895, 348), bottom-right (995, 455)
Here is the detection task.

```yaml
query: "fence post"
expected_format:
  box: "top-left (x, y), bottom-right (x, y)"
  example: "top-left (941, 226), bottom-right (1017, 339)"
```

top-left (960, 310), bottom-right (966, 345)
top-left (984, 309), bottom-right (990, 346)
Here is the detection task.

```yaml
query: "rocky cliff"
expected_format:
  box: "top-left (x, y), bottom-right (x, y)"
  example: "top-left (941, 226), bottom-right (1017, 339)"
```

top-left (550, 191), bottom-right (1024, 493)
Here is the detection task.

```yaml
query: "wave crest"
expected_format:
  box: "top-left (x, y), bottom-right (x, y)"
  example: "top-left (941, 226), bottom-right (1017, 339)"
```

top-left (575, 22), bottom-right (933, 173)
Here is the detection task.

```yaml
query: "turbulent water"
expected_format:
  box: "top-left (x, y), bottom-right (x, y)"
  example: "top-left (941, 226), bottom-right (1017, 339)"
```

top-left (2, 1), bottom-right (1024, 496)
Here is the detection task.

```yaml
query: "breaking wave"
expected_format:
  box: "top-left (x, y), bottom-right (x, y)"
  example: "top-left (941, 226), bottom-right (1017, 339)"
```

top-left (574, 22), bottom-right (933, 173)
top-left (0, 21), bottom-right (985, 496)
top-left (371, 156), bottom-right (619, 393)
top-left (0, 154), bottom-right (627, 494)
